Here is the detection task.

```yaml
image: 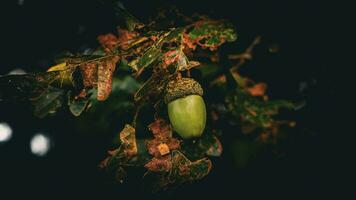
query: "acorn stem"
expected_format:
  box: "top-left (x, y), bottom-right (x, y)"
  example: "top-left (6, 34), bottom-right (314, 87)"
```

top-left (132, 103), bottom-right (142, 128)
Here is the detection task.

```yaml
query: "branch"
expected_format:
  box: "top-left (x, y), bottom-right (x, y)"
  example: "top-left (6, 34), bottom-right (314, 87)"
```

top-left (229, 36), bottom-right (261, 72)
top-left (210, 36), bottom-right (261, 85)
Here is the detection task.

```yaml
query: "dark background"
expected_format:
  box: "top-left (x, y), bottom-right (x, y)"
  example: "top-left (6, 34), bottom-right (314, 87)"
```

top-left (0, 0), bottom-right (340, 199)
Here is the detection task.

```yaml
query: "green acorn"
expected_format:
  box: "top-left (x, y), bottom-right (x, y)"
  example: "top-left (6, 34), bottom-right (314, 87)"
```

top-left (165, 78), bottom-right (206, 139)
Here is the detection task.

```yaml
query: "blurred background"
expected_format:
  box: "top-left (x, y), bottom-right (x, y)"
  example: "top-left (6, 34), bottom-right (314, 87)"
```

top-left (0, 0), bottom-right (339, 199)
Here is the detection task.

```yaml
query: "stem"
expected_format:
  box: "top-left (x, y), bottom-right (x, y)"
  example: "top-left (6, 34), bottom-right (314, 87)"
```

top-left (229, 36), bottom-right (261, 73)
top-left (132, 103), bottom-right (142, 128)
top-left (209, 36), bottom-right (262, 86)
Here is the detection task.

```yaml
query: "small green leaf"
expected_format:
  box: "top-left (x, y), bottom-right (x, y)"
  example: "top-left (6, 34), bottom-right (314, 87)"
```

top-left (67, 91), bottom-right (90, 117)
top-left (226, 87), bottom-right (295, 128)
top-left (32, 86), bottom-right (65, 118)
top-left (182, 134), bottom-right (223, 159)
top-left (161, 28), bottom-right (184, 43)
top-left (128, 46), bottom-right (162, 72)
top-left (139, 47), bottom-right (162, 69)
top-left (188, 20), bottom-right (237, 49)
top-left (171, 150), bottom-right (212, 182)
top-left (128, 28), bottom-right (185, 72)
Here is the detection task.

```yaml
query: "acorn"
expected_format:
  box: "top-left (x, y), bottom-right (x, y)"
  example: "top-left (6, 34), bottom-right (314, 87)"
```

top-left (165, 78), bottom-right (206, 139)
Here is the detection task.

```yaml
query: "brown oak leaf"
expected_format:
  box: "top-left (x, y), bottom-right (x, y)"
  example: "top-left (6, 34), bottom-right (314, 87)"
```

top-left (182, 33), bottom-right (197, 50)
top-left (97, 56), bottom-right (120, 101)
top-left (97, 33), bottom-right (119, 52)
top-left (148, 118), bottom-right (172, 139)
top-left (80, 62), bottom-right (98, 88)
top-left (157, 143), bottom-right (170, 156)
top-left (146, 138), bottom-right (180, 158)
top-left (144, 156), bottom-right (172, 173)
top-left (171, 150), bottom-right (212, 181)
top-left (119, 124), bottom-right (137, 157)
top-left (117, 28), bottom-right (139, 50)
top-left (146, 119), bottom-right (180, 157)
top-left (162, 50), bottom-right (180, 68)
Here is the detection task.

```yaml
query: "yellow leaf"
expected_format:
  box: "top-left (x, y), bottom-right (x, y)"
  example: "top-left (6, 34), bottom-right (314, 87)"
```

top-left (47, 62), bottom-right (68, 72)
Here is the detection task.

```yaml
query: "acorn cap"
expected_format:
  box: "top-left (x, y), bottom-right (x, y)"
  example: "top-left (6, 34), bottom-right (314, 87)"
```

top-left (164, 78), bottom-right (203, 104)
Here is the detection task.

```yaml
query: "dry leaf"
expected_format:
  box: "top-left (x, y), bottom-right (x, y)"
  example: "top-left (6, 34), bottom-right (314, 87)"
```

top-left (182, 33), bottom-right (197, 50)
top-left (146, 137), bottom-right (180, 158)
top-left (146, 119), bottom-right (180, 157)
top-left (80, 62), bottom-right (98, 88)
top-left (157, 143), bottom-right (170, 156)
top-left (144, 156), bottom-right (172, 173)
top-left (119, 124), bottom-right (137, 156)
top-left (148, 118), bottom-right (172, 139)
top-left (171, 150), bottom-right (212, 181)
top-left (97, 33), bottom-right (119, 52)
top-left (247, 83), bottom-right (267, 96)
top-left (117, 28), bottom-right (139, 50)
top-left (97, 56), bottom-right (120, 101)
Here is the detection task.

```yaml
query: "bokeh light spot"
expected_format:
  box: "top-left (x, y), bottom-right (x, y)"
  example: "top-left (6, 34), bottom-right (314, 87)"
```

top-left (0, 122), bottom-right (13, 143)
top-left (30, 134), bottom-right (51, 156)
top-left (8, 68), bottom-right (26, 75)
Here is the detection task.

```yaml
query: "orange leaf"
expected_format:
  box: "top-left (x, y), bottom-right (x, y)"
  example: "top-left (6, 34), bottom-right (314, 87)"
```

top-left (146, 119), bottom-right (180, 157)
top-left (79, 62), bottom-right (98, 88)
top-left (144, 156), bottom-right (172, 173)
top-left (247, 83), bottom-right (267, 96)
top-left (97, 33), bottom-right (119, 52)
top-left (97, 56), bottom-right (120, 101)
top-left (117, 28), bottom-right (139, 50)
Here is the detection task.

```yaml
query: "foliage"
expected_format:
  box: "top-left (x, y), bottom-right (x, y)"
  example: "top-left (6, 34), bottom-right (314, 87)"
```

top-left (0, 4), bottom-right (296, 192)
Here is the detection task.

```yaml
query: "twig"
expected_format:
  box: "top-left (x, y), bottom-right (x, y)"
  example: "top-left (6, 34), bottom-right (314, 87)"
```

top-left (229, 36), bottom-right (261, 72)
top-left (132, 103), bottom-right (142, 128)
top-left (210, 36), bottom-right (261, 87)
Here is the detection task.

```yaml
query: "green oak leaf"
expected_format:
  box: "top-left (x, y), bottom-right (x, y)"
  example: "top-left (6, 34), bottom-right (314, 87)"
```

top-left (32, 86), bottom-right (65, 118)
